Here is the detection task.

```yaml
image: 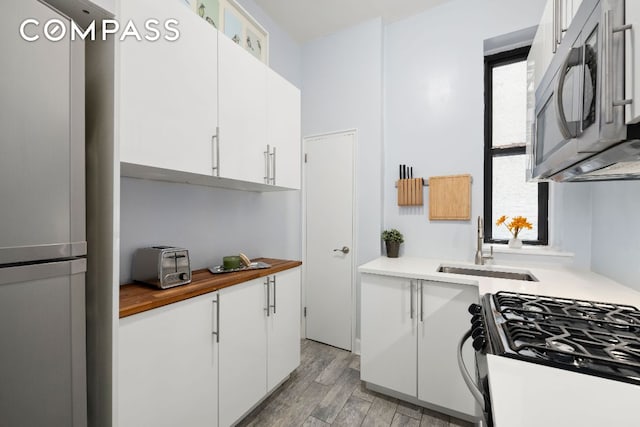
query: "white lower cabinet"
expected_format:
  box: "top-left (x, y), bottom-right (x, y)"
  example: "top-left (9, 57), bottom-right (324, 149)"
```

top-left (118, 292), bottom-right (218, 427)
top-left (118, 267), bottom-right (302, 427)
top-left (267, 268), bottom-right (302, 390)
top-left (361, 273), bottom-right (479, 419)
top-left (218, 278), bottom-right (268, 426)
top-left (219, 268), bottom-right (302, 425)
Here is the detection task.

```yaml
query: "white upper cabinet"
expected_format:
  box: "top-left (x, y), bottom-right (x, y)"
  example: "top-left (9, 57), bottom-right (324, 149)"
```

top-left (626, 0), bottom-right (640, 124)
top-left (218, 34), bottom-right (268, 185)
top-left (119, 0), bottom-right (218, 176)
top-left (529, 0), bottom-right (585, 91)
top-left (117, 0), bottom-right (301, 191)
top-left (267, 69), bottom-right (301, 189)
top-left (529, 0), bottom-right (555, 91)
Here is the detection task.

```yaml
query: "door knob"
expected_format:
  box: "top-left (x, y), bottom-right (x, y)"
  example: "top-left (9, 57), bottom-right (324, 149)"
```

top-left (333, 246), bottom-right (350, 254)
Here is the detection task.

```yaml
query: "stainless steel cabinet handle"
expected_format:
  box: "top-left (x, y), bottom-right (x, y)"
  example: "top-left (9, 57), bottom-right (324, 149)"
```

top-left (333, 246), bottom-right (350, 254)
top-left (410, 280), bottom-right (415, 320)
top-left (420, 281), bottom-right (424, 322)
top-left (551, 0), bottom-right (561, 53)
top-left (212, 297), bottom-right (220, 342)
top-left (271, 146), bottom-right (276, 185)
top-left (604, 9), bottom-right (633, 124)
top-left (458, 330), bottom-right (485, 412)
top-left (270, 276), bottom-right (277, 314)
top-left (264, 144), bottom-right (270, 183)
top-left (211, 127), bottom-right (220, 177)
top-left (264, 278), bottom-right (270, 317)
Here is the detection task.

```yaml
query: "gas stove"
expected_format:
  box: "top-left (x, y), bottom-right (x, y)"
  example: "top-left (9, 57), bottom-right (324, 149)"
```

top-left (463, 291), bottom-right (640, 426)
top-left (476, 291), bottom-right (640, 385)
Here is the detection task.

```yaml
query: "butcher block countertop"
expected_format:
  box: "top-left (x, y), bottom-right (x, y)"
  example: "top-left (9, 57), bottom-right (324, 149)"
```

top-left (119, 258), bottom-right (302, 318)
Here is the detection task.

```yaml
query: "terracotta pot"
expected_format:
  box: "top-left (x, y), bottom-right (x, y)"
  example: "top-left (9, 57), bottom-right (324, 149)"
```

top-left (385, 241), bottom-right (400, 258)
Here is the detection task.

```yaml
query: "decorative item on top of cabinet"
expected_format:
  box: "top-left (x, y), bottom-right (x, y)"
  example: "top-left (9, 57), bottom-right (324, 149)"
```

top-left (428, 174), bottom-right (472, 220)
top-left (381, 229), bottom-right (404, 258)
top-left (188, 0), bottom-right (269, 63)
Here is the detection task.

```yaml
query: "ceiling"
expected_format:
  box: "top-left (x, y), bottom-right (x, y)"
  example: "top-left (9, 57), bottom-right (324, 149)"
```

top-left (253, 0), bottom-right (454, 43)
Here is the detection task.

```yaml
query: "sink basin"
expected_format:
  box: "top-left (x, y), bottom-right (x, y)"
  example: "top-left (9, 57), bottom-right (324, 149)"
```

top-left (437, 265), bottom-right (538, 282)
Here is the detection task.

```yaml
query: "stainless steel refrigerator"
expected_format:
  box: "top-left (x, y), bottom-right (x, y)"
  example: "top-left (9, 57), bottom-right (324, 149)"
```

top-left (0, 0), bottom-right (87, 425)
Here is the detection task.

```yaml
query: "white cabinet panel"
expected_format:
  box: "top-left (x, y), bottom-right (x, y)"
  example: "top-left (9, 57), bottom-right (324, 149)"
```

top-left (218, 279), bottom-right (268, 427)
top-left (119, 293), bottom-right (218, 427)
top-left (626, 0), bottom-right (640, 124)
top-left (267, 69), bottom-right (301, 189)
top-left (267, 268), bottom-right (301, 390)
top-left (417, 281), bottom-right (479, 417)
top-left (119, 0), bottom-right (218, 176)
top-left (218, 35), bottom-right (267, 184)
top-left (361, 274), bottom-right (417, 397)
top-left (529, 0), bottom-right (555, 91)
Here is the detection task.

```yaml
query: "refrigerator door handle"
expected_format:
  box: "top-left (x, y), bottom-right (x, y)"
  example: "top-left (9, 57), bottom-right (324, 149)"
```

top-left (0, 258), bottom-right (87, 286)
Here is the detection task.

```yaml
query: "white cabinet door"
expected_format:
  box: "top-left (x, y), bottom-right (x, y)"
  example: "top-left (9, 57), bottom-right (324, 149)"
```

top-left (218, 35), bottom-right (267, 184)
top-left (267, 69), bottom-right (301, 189)
top-left (529, 0), bottom-right (555, 90)
top-left (417, 281), bottom-right (479, 418)
top-left (361, 274), bottom-right (417, 397)
top-left (119, 0), bottom-right (218, 176)
top-left (119, 293), bottom-right (218, 427)
top-left (218, 279), bottom-right (268, 427)
top-left (267, 268), bottom-right (301, 390)
top-left (626, 0), bottom-right (640, 124)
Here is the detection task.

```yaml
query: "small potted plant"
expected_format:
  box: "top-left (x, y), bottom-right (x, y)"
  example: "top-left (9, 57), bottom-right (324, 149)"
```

top-left (496, 215), bottom-right (533, 248)
top-left (381, 229), bottom-right (404, 258)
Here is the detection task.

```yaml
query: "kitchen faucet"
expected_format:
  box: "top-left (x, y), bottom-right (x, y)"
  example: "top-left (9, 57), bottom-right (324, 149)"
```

top-left (474, 216), bottom-right (493, 265)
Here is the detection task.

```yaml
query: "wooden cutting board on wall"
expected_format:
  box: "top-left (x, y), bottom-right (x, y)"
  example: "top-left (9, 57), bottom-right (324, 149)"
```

top-left (428, 174), bottom-right (471, 220)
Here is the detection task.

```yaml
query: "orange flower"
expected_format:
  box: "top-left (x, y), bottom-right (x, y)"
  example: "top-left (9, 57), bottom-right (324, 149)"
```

top-left (497, 215), bottom-right (533, 239)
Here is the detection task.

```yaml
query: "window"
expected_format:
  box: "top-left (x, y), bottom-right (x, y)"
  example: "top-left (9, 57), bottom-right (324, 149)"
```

top-left (484, 46), bottom-right (548, 245)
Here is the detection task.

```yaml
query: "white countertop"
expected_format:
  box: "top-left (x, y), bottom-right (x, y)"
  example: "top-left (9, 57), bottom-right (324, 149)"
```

top-left (358, 256), bottom-right (640, 307)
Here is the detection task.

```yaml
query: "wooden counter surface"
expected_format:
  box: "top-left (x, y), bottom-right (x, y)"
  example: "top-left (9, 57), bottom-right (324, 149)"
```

top-left (120, 258), bottom-right (302, 318)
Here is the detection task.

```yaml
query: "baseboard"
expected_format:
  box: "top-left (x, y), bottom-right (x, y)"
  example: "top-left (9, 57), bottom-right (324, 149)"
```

top-left (353, 338), bottom-right (361, 355)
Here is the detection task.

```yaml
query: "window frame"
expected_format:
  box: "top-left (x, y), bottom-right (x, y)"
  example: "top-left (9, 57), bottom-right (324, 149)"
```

top-left (483, 46), bottom-right (549, 246)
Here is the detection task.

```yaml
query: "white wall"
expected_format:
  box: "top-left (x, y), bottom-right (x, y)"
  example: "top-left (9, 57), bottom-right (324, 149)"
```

top-left (119, 0), bottom-right (302, 284)
top-left (590, 181), bottom-right (640, 292)
top-left (301, 18), bottom-right (384, 338)
top-left (383, 0), bottom-right (594, 265)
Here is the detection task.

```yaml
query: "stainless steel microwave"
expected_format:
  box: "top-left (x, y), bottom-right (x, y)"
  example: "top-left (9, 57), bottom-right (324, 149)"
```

top-left (530, 0), bottom-right (640, 182)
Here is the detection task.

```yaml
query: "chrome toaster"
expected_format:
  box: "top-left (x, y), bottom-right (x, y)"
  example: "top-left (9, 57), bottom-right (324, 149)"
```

top-left (132, 246), bottom-right (191, 289)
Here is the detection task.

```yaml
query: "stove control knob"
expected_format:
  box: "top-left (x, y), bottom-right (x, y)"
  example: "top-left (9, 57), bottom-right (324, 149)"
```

top-left (470, 314), bottom-right (483, 325)
top-left (468, 304), bottom-right (482, 315)
top-left (472, 326), bottom-right (484, 339)
top-left (472, 335), bottom-right (486, 351)
top-left (472, 320), bottom-right (484, 332)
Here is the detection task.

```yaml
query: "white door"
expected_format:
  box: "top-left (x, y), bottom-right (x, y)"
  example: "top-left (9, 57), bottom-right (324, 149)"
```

top-left (267, 268), bottom-right (301, 390)
top-left (417, 281), bottom-right (479, 418)
top-left (119, 0), bottom-right (218, 175)
top-left (218, 279), bottom-right (267, 427)
top-left (360, 274), bottom-right (418, 397)
top-left (304, 131), bottom-right (355, 350)
top-left (119, 293), bottom-right (218, 427)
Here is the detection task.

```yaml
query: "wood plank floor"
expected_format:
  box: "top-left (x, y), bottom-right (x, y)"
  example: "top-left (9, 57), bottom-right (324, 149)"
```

top-left (237, 340), bottom-right (474, 427)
